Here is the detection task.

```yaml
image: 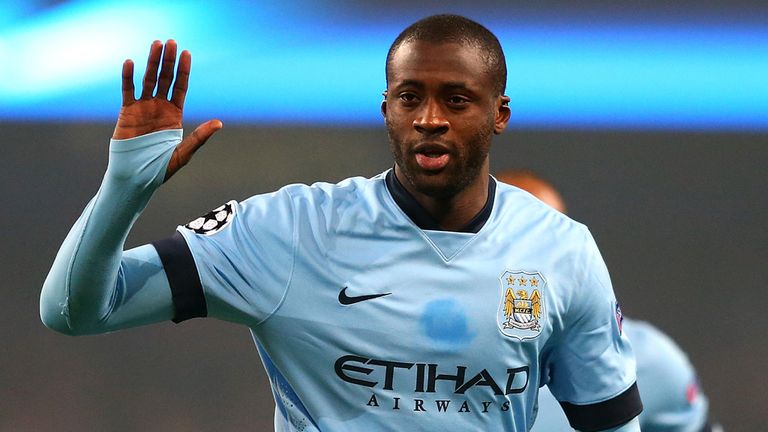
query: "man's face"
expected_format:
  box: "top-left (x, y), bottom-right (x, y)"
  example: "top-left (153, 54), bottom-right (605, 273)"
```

top-left (383, 40), bottom-right (510, 199)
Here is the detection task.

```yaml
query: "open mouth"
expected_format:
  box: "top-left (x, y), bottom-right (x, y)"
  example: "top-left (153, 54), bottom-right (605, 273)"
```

top-left (414, 143), bottom-right (451, 171)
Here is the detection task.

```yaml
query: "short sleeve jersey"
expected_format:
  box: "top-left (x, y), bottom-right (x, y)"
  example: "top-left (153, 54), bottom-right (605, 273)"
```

top-left (530, 319), bottom-right (711, 432)
top-left (154, 171), bottom-right (641, 432)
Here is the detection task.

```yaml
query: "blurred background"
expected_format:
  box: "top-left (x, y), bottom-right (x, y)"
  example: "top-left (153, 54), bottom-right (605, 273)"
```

top-left (1, 0), bottom-right (766, 430)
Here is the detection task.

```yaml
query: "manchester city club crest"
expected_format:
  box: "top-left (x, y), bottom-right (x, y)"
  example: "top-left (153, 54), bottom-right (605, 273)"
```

top-left (497, 270), bottom-right (546, 340)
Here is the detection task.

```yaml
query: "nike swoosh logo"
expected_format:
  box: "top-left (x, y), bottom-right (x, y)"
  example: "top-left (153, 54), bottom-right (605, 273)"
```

top-left (338, 287), bottom-right (392, 305)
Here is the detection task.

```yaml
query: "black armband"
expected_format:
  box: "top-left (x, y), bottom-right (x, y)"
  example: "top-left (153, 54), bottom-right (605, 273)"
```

top-left (152, 232), bottom-right (207, 323)
top-left (560, 382), bottom-right (643, 431)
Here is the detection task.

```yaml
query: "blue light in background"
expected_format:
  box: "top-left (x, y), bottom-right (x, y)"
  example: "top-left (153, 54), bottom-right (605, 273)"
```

top-left (0, 1), bottom-right (766, 131)
top-left (499, 26), bottom-right (768, 130)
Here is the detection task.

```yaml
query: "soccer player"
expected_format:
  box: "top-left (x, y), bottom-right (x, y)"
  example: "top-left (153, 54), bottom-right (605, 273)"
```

top-left (40, 15), bottom-right (642, 431)
top-left (497, 169), bottom-right (721, 432)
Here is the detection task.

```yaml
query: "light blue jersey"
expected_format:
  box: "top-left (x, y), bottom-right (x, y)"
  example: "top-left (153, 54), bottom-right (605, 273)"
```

top-left (167, 168), bottom-right (640, 431)
top-left (41, 130), bottom-right (642, 431)
top-left (531, 318), bottom-right (713, 432)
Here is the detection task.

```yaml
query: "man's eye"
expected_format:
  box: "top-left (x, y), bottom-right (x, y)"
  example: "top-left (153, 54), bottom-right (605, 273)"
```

top-left (399, 93), bottom-right (418, 103)
top-left (448, 96), bottom-right (469, 105)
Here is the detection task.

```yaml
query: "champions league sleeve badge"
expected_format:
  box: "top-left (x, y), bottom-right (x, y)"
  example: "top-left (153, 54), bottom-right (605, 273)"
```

top-left (497, 270), bottom-right (545, 340)
top-left (615, 301), bottom-right (624, 336)
top-left (184, 200), bottom-right (237, 235)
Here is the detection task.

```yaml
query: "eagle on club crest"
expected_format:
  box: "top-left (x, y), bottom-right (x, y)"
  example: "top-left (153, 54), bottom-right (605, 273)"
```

top-left (497, 270), bottom-right (545, 340)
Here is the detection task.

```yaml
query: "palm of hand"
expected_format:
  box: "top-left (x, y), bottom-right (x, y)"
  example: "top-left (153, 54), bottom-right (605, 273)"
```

top-left (111, 40), bottom-right (221, 181)
top-left (114, 98), bottom-right (182, 139)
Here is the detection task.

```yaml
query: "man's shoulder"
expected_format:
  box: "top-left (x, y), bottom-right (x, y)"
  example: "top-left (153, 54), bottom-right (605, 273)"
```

top-left (235, 172), bottom-right (392, 230)
top-left (240, 172), bottom-right (384, 204)
top-left (276, 172), bottom-right (387, 204)
top-left (493, 180), bottom-right (590, 241)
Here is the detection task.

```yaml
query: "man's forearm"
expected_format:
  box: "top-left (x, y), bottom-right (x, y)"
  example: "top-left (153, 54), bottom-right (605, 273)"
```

top-left (40, 130), bottom-right (181, 334)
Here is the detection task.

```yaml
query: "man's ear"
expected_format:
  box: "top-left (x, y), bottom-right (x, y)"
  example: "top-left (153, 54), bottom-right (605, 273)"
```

top-left (494, 95), bottom-right (511, 135)
top-left (381, 90), bottom-right (388, 117)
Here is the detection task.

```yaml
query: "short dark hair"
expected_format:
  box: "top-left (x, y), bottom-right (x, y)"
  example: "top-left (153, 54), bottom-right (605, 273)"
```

top-left (385, 14), bottom-right (507, 96)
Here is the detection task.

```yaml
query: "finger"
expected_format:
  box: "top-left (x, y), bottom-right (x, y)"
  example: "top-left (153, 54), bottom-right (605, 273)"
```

top-left (164, 119), bottom-right (223, 182)
top-left (155, 39), bottom-right (177, 99)
top-left (121, 59), bottom-right (135, 106)
top-left (140, 40), bottom-right (163, 100)
top-left (170, 50), bottom-right (191, 110)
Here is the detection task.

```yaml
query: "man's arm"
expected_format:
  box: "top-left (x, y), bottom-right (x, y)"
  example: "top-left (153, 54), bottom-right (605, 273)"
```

top-left (40, 40), bottom-right (221, 335)
top-left (595, 417), bottom-right (640, 432)
top-left (531, 386), bottom-right (640, 431)
top-left (546, 229), bottom-right (643, 431)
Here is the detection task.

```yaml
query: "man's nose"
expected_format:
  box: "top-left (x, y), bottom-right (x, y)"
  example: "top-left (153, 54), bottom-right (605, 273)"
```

top-left (413, 99), bottom-right (449, 135)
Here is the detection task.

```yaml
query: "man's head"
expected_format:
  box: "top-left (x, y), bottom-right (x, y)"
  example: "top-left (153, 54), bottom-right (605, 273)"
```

top-left (386, 14), bottom-right (507, 97)
top-left (496, 169), bottom-right (567, 214)
top-left (383, 14), bottom-right (510, 200)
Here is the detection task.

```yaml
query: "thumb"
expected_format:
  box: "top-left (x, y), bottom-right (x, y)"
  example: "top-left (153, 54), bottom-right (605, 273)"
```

top-left (164, 119), bottom-right (223, 182)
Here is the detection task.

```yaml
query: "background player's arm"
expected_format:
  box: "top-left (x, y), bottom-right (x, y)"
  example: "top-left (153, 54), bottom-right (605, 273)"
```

top-left (40, 40), bottom-right (220, 335)
top-left (626, 319), bottom-right (716, 432)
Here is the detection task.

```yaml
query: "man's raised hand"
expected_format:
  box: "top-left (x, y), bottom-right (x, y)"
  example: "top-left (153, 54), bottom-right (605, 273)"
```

top-left (112, 39), bottom-right (222, 181)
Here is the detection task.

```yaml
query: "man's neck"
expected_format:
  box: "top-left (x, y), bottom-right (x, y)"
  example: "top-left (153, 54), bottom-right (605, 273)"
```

top-left (389, 168), bottom-right (492, 232)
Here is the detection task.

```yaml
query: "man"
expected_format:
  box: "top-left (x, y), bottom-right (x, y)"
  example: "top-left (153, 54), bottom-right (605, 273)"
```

top-left (497, 169), bottom-right (721, 432)
top-left (41, 15), bottom-right (642, 431)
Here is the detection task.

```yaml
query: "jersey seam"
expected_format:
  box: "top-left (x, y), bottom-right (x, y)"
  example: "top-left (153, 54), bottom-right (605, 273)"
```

top-left (63, 195), bottom-right (94, 328)
top-left (255, 341), bottom-right (321, 429)
top-left (64, 189), bottom-right (108, 329)
top-left (565, 226), bottom-right (598, 331)
top-left (253, 188), bottom-right (299, 327)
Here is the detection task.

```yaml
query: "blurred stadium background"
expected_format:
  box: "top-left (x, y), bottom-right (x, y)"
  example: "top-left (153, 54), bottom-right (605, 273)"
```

top-left (1, 1), bottom-right (766, 430)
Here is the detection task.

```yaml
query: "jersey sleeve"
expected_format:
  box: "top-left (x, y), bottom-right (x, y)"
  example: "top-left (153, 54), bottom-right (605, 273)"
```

top-left (626, 319), bottom-right (711, 432)
top-left (40, 130), bottom-right (181, 334)
top-left (152, 189), bottom-right (298, 327)
top-left (546, 230), bottom-right (642, 432)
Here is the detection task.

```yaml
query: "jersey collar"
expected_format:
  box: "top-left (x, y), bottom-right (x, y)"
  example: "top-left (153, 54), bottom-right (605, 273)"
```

top-left (385, 169), bottom-right (496, 234)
